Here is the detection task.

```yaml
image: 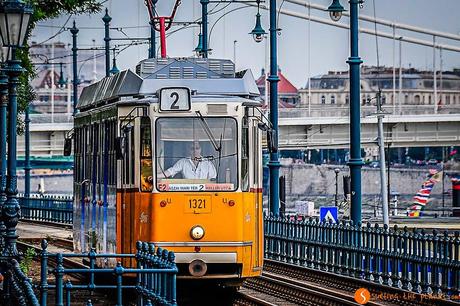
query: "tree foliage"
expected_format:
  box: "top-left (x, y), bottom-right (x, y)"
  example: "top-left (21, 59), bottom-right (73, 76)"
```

top-left (15, 0), bottom-right (102, 126)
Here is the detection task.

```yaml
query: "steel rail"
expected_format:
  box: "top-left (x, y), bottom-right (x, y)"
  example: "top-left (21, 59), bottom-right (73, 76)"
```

top-left (244, 273), bottom-right (363, 305)
top-left (263, 259), bottom-right (460, 306)
top-left (233, 290), bottom-right (283, 306)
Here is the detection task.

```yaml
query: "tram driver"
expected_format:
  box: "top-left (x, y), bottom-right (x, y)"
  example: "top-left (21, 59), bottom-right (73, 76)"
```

top-left (158, 141), bottom-right (217, 180)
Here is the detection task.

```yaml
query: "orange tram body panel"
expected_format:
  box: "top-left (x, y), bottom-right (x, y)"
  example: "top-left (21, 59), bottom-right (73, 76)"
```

top-left (72, 58), bottom-right (264, 285)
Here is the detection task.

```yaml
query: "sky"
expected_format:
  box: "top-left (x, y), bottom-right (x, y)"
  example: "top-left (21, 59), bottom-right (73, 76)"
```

top-left (30, 0), bottom-right (460, 88)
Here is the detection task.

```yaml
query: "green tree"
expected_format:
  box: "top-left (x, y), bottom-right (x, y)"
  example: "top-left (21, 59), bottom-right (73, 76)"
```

top-left (14, 0), bottom-right (102, 130)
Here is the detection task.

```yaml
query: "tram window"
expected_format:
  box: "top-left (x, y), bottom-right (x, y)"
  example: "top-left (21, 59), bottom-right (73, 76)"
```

top-left (121, 124), bottom-right (135, 186)
top-left (241, 115), bottom-right (249, 191)
top-left (155, 117), bottom-right (238, 192)
top-left (140, 117), bottom-right (153, 192)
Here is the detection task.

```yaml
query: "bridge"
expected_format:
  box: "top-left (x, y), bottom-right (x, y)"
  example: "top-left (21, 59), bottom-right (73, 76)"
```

top-left (278, 112), bottom-right (460, 149)
top-left (19, 107), bottom-right (460, 160)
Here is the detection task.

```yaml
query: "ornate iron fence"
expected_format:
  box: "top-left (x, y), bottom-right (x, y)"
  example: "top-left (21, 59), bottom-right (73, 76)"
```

top-left (2, 259), bottom-right (39, 306)
top-left (36, 239), bottom-right (177, 306)
top-left (17, 194), bottom-right (73, 224)
top-left (265, 215), bottom-right (460, 297)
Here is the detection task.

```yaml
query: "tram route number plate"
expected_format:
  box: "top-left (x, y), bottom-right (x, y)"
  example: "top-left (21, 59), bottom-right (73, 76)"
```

top-left (185, 196), bottom-right (211, 214)
top-left (159, 87), bottom-right (191, 111)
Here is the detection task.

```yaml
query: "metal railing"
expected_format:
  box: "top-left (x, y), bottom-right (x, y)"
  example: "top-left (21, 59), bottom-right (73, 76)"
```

top-left (265, 215), bottom-right (460, 297)
top-left (3, 259), bottom-right (40, 306)
top-left (278, 105), bottom-right (460, 118)
top-left (39, 239), bottom-right (177, 306)
top-left (18, 194), bottom-right (73, 224)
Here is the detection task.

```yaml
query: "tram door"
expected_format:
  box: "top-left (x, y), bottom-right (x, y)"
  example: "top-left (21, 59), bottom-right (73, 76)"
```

top-left (119, 120), bottom-right (136, 255)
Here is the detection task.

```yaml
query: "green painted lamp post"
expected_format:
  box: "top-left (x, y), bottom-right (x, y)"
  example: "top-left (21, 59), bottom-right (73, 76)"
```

top-left (58, 62), bottom-right (67, 88)
top-left (200, 0), bottom-right (209, 58)
top-left (327, 0), bottom-right (364, 224)
top-left (110, 49), bottom-right (120, 75)
top-left (194, 32), bottom-right (203, 57)
top-left (0, 0), bottom-right (33, 257)
top-left (70, 21), bottom-right (79, 114)
top-left (149, 0), bottom-right (158, 58)
top-left (267, 0), bottom-right (280, 216)
top-left (0, 48), bottom-right (9, 250)
top-left (102, 8), bottom-right (112, 77)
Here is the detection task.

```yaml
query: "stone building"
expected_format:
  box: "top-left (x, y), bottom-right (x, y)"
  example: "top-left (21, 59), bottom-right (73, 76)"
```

top-left (299, 66), bottom-right (460, 114)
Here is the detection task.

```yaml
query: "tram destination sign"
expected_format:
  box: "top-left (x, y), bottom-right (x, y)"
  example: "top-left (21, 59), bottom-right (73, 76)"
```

top-left (159, 87), bottom-right (191, 111)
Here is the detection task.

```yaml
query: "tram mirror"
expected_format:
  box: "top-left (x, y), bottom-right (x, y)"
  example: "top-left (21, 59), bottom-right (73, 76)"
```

top-left (258, 122), bottom-right (268, 131)
top-left (115, 137), bottom-right (125, 160)
top-left (267, 130), bottom-right (278, 153)
top-left (63, 138), bottom-right (72, 156)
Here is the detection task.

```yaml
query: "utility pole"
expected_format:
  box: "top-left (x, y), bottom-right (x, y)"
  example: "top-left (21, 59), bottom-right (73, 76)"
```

top-left (376, 91), bottom-right (389, 225)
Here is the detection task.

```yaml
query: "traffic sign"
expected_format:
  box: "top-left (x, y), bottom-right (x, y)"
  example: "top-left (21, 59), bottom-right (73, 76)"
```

top-left (319, 206), bottom-right (338, 223)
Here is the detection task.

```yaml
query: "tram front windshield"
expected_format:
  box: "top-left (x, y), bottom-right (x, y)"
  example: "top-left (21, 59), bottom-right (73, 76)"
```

top-left (156, 117), bottom-right (238, 192)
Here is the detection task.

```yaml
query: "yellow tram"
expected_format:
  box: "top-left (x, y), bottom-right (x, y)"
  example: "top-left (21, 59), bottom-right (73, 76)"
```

top-left (70, 58), bottom-right (264, 285)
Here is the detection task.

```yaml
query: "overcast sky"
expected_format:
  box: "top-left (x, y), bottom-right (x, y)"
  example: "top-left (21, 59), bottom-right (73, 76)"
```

top-left (31, 0), bottom-right (460, 88)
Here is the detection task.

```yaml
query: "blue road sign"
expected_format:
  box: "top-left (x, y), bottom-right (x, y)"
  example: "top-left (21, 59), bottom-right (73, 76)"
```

top-left (319, 206), bottom-right (338, 223)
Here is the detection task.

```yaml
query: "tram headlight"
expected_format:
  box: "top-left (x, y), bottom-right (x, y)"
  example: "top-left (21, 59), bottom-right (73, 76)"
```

top-left (190, 225), bottom-right (205, 240)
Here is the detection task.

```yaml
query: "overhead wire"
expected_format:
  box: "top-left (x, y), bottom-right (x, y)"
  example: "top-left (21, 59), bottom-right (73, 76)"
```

top-left (34, 15), bottom-right (72, 46)
top-left (208, 5), bottom-right (251, 48)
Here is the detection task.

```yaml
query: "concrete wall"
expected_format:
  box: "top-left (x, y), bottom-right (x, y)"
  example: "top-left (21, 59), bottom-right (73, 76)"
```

top-left (280, 163), bottom-right (450, 197)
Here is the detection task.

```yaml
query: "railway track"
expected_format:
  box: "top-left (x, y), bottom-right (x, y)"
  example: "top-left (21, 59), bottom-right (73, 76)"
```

top-left (235, 259), bottom-right (459, 306)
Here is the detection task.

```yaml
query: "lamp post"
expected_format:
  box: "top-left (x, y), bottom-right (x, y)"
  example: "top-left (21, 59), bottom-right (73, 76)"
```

top-left (24, 105), bottom-right (30, 198)
top-left (334, 168), bottom-right (340, 206)
top-left (149, 0), bottom-right (158, 58)
top-left (70, 21), bottom-right (79, 114)
top-left (102, 8), bottom-right (112, 77)
top-left (200, 0), bottom-right (209, 58)
top-left (0, 55), bottom-right (8, 250)
top-left (109, 48), bottom-right (120, 75)
top-left (0, 0), bottom-right (33, 257)
top-left (327, 0), bottom-right (364, 224)
top-left (194, 31), bottom-right (203, 57)
top-left (267, 0), bottom-right (280, 216)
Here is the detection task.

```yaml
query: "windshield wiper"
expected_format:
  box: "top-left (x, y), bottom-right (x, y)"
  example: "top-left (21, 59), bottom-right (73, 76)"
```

top-left (195, 111), bottom-right (221, 152)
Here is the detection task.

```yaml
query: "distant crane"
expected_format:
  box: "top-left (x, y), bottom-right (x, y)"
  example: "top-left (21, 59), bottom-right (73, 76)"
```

top-left (144, 0), bottom-right (182, 58)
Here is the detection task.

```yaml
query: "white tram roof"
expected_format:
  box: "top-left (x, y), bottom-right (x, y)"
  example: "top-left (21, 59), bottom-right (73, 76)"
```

top-left (77, 58), bottom-right (260, 111)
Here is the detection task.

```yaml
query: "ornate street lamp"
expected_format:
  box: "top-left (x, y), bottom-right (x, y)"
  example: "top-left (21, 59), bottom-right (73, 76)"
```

top-left (326, 0), bottom-right (345, 22)
top-left (109, 48), bottom-right (120, 75)
top-left (194, 32), bottom-right (203, 57)
top-left (0, 0), bottom-right (33, 257)
top-left (58, 62), bottom-right (66, 88)
top-left (328, 0), bottom-right (364, 224)
top-left (249, 12), bottom-right (266, 43)
top-left (249, 0), bottom-right (266, 43)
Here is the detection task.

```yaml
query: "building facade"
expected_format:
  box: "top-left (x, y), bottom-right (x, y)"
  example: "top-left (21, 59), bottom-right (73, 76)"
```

top-left (299, 66), bottom-right (460, 115)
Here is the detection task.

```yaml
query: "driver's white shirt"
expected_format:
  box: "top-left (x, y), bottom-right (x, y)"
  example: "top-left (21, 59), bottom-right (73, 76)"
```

top-left (165, 157), bottom-right (217, 180)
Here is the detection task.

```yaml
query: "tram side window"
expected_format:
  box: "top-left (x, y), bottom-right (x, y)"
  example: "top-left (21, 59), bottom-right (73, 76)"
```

top-left (74, 127), bottom-right (81, 182)
top-left (140, 117), bottom-right (153, 192)
top-left (122, 124), bottom-right (135, 186)
top-left (85, 125), bottom-right (91, 181)
top-left (109, 120), bottom-right (116, 186)
top-left (252, 123), bottom-right (260, 187)
top-left (241, 116), bottom-right (249, 192)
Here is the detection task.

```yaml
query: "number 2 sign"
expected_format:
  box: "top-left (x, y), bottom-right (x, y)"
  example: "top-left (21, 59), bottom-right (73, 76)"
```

top-left (159, 87), bottom-right (191, 111)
